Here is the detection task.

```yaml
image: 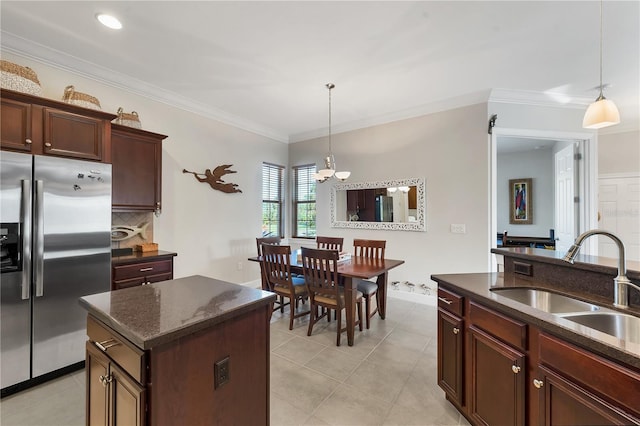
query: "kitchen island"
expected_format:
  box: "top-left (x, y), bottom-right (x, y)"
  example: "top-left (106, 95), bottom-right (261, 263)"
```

top-left (79, 275), bottom-right (276, 426)
top-left (432, 248), bottom-right (640, 426)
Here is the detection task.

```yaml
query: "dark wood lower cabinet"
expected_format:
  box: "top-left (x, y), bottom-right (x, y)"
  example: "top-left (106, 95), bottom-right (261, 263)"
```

top-left (85, 300), bottom-right (270, 425)
top-left (537, 332), bottom-right (640, 425)
top-left (435, 283), bottom-right (640, 426)
top-left (437, 308), bottom-right (464, 407)
top-left (86, 341), bottom-right (145, 426)
top-left (111, 253), bottom-right (176, 291)
top-left (469, 326), bottom-right (525, 426)
top-left (537, 365), bottom-right (638, 425)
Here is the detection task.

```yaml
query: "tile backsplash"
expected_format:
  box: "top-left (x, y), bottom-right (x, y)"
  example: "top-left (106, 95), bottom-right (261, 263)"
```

top-left (111, 212), bottom-right (154, 249)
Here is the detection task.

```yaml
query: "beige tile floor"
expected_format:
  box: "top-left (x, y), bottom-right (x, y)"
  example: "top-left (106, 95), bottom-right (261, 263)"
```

top-left (0, 297), bottom-right (470, 426)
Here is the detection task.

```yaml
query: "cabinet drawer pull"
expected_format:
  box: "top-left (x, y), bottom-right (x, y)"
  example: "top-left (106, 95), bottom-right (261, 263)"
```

top-left (44, 142), bottom-right (52, 147)
top-left (99, 374), bottom-right (113, 387)
top-left (25, 138), bottom-right (32, 145)
top-left (511, 365), bottom-right (521, 374)
top-left (95, 338), bottom-right (120, 352)
top-left (533, 379), bottom-right (544, 389)
top-left (438, 297), bottom-right (453, 305)
top-left (139, 267), bottom-right (154, 272)
top-left (453, 327), bottom-right (459, 335)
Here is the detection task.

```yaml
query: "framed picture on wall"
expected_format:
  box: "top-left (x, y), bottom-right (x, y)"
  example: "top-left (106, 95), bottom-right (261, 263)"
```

top-left (509, 178), bottom-right (532, 224)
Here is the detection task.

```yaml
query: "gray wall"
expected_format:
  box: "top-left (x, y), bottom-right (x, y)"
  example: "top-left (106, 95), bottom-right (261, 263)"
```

top-left (598, 130), bottom-right (640, 175)
top-left (497, 148), bottom-right (554, 237)
top-left (289, 103), bottom-right (491, 286)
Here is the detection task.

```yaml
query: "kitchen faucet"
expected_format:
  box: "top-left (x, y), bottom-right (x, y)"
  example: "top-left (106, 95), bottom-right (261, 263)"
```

top-left (563, 230), bottom-right (640, 309)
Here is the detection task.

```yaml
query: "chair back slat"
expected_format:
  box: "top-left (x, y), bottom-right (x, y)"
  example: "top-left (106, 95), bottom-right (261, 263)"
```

top-left (262, 244), bottom-right (293, 290)
top-left (353, 239), bottom-right (386, 259)
top-left (301, 247), bottom-right (340, 300)
top-left (316, 236), bottom-right (344, 251)
top-left (256, 236), bottom-right (281, 256)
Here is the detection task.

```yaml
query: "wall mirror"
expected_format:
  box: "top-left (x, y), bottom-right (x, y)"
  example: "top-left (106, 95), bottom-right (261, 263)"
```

top-left (331, 178), bottom-right (425, 231)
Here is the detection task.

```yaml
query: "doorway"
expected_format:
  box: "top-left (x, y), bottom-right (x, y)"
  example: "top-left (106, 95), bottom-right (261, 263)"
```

top-left (489, 128), bottom-right (597, 271)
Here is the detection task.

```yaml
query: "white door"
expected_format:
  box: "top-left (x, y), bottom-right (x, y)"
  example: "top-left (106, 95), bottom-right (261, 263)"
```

top-left (554, 144), bottom-right (576, 253)
top-left (598, 175), bottom-right (640, 262)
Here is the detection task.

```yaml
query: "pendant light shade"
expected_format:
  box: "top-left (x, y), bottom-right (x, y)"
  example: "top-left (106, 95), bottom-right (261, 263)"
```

top-left (314, 83), bottom-right (350, 183)
top-left (583, 95), bottom-right (620, 129)
top-left (583, 0), bottom-right (620, 129)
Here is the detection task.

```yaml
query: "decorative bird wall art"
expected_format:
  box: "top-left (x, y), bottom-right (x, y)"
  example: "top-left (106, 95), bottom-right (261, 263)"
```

top-left (183, 164), bottom-right (242, 193)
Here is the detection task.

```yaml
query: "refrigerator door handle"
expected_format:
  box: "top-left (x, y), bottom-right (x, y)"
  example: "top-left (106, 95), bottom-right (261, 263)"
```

top-left (34, 180), bottom-right (44, 297)
top-left (20, 179), bottom-right (32, 300)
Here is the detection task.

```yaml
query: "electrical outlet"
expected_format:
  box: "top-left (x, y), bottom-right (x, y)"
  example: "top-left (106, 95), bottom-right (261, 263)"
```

top-left (214, 356), bottom-right (230, 389)
top-left (450, 224), bottom-right (466, 234)
top-left (236, 261), bottom-right (243, 271)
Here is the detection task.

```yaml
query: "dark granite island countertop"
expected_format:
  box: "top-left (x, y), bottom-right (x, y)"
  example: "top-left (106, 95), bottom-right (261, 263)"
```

top-left (79, 275), bottom-right (276, 350)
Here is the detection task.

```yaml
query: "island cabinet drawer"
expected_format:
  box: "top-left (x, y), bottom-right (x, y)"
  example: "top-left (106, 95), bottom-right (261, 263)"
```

top-left (438, 287), bottom-right (464, 316)
top-left (87, 315), bottom-right (146, 384)
top-left (539, 333), bottom-right (640, 418)
top-left (469, 302), bottom-right (527, 351)
top-left (113, 259), bottom-right (173, 281)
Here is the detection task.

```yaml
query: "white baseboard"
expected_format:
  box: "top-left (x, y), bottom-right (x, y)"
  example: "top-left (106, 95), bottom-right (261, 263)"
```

top-left (387, 289), bottom-right (437, 306)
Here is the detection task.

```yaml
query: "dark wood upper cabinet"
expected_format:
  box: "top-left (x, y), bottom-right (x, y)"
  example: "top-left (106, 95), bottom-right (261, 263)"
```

top-left (1, 96), bottom-right (34, 153)
top-left (111, 124), bottom-right (167, 213)
top-left (1, 89), bottom-right (115, 162)
top-left (43, 108), bottom-right (105, 161)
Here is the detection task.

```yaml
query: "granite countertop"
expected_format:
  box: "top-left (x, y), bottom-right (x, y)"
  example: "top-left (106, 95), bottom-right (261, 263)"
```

top-left (493, 247), bottom-right (640, 279)
top-left (111, 250), bottom-right (177, 265)
top-left (431, 271), bottom-right (640, 370)
top-left (79, 275), bottom-right (276, 350)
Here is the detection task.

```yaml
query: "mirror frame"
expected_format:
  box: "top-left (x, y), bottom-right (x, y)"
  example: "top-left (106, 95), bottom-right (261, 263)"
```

top-left (330, 177), bottom-right (426, 231)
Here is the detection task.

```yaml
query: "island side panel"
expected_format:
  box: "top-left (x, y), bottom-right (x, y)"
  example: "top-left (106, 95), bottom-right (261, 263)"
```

top-left (148, 304), bottom-right (271, 426)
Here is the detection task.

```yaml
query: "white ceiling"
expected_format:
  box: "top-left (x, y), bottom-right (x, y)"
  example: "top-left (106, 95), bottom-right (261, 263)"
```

top-left (2, 1), bottom-right (639, 143)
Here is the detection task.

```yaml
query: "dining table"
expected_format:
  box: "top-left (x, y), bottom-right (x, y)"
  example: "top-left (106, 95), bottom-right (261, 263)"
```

top-left (249, 249), bottom-right (404, 346)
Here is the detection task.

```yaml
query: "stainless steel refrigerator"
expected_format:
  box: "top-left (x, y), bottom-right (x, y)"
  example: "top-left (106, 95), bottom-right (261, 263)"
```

top-left (375, 195), bottom-right (393, 222)
top-left (1, 151), bottom-right (111, 392)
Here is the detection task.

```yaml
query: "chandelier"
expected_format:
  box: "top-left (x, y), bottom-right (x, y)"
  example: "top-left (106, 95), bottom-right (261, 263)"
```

top-left (582, 0), bottom-right (620, 129)
top-left (314, 83), bottom-right (350, 183)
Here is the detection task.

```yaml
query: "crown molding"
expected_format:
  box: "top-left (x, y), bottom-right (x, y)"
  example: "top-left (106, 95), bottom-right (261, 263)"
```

top-left (1, 31), bottom-right (289, 143)
top-left (488, 88), bottom-right (593, 109)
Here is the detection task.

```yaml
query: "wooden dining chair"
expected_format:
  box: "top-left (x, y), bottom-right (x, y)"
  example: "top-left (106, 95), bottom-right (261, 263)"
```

top-left (300, 247), bottom-right (363, 346)
top-left (256, 236), bottom-right (281, 292)
top-left (262, 244), bottom-right (310, 330)
top-left (316, 236), bottom-right (344, 251)
top-left (353, 239), bottom-right (386, 329)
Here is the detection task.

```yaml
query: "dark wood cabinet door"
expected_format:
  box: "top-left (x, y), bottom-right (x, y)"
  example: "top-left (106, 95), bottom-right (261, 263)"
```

top-left (437, 308), bottom-right (464, 406)
top-left (43, 108), bottom-right (104, 161)
top-left (110, 362), bottom-right (146, 426)
top-left (537, 365), bottom-right (639, 425)
top-left (1, 97), bottom-right (35, 153)
top-left (111, 125), bottom-right (166, 212)
top-left (469, 326), bottom-right (526, 426)
top-left (86, 342), bottom-right (110, 426)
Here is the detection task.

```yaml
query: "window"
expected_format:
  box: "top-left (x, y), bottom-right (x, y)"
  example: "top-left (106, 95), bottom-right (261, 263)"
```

top-left (262, 162), bottom-right (284, 238)
top-left (293, 164), bottom-right (317, 238)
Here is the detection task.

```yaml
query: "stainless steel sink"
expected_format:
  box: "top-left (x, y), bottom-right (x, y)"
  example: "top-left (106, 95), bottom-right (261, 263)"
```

top-left (490, 288), bottom-right (601, 314)
top-left (491, 287), bottom-right (640, 344)
top-left (561, 312), bottom-right (640, 345)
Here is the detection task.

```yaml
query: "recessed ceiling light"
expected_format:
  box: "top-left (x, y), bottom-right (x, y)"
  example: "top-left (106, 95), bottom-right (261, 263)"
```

top-left (96, 13), bottom-right (122, 30)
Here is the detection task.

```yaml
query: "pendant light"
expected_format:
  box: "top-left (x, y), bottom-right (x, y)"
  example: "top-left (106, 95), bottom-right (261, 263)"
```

top-left (314, 83), bottom-right (350, 183)
top-left (583, 0), bottom-right (620, 129)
